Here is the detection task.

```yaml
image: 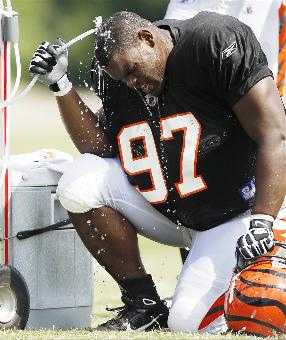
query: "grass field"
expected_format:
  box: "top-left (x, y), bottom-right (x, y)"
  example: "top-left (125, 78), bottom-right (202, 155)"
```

top-left (0, 330), bottom-right (276, 340)
top-left (0, 88), bottom-right (284, 339)
top-left (0, 330), bottom-right (280, 340)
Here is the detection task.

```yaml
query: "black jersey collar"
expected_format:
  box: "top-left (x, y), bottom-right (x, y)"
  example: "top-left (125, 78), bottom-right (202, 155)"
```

top-left (154, 19), bottom-right (180, 45)
top-left (154, 19), bottom-right (180, 96)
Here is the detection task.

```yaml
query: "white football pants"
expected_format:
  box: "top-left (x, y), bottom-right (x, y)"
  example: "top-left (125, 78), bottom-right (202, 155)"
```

top-left (56, 154), bottom-right (286, 333)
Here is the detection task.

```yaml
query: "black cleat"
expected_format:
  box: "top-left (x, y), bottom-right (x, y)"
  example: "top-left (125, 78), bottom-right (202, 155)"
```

top-left (96, 295), bottom-right (169, 331)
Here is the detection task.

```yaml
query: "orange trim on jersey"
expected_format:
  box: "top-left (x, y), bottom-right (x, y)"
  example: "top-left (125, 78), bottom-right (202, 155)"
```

top-left (198, 293), bottom-right (225, 330)
top-left (161, 112), bottom-right (207, 198)
top-left (117, 121), bottom-right (168, 205)
top-left (278, 3), bottom-right (286, 96)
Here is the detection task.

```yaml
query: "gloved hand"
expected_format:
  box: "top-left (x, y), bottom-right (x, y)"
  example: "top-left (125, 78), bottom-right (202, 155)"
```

top-left (29, 38), bottom-right (72, 96)
top-left (235, 214), bottom-right (274, 268)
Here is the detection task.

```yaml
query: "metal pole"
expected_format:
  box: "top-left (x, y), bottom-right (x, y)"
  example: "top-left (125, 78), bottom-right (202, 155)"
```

top-left (0, 0), bottom-right (4, 266)
top-left (2, 0), bottom-right (11, 265)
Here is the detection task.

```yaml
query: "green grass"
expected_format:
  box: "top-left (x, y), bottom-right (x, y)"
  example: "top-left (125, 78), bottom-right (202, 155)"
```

top-left (0, 329), bottom-right (274, 340)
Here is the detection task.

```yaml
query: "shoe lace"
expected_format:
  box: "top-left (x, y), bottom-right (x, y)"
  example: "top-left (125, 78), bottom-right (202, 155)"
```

top-left (104, 294), bottom-right (135, 319)
top-left (105, 306), bottom-right (125, 312)
top-left (104, 305), bottom-right (133, 324)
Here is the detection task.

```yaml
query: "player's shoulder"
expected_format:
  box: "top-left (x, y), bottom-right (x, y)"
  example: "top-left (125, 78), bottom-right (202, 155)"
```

top-left (175, 11), bottom-right (255, 63)
top-left (156, 12), bottom-right (243, 45)
top-left (185, 11), bottom-right (249, 46)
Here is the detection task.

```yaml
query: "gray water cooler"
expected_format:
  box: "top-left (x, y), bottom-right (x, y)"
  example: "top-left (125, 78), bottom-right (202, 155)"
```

top-left (6, 168), bottom-right (93, 329)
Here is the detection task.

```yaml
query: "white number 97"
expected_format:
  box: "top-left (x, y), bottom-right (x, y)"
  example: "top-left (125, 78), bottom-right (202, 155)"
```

top-left (117, 113), bottom-right (207, 204)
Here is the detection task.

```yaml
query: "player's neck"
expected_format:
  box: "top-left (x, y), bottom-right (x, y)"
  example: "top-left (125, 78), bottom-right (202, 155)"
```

top-left (160, 28), bottom-right (174, 55)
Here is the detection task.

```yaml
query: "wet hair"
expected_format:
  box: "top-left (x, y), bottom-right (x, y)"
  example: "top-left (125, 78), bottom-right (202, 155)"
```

top-left (94, 11), bottom-right (154, 66)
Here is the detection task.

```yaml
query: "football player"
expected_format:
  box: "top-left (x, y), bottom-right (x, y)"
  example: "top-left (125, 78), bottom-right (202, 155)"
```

top-left (29, 11), bottom-right (286, 333)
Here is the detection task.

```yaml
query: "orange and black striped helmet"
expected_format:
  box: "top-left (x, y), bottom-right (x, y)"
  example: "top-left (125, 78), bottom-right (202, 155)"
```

top-left (224, 241), bottom-right (286, 337)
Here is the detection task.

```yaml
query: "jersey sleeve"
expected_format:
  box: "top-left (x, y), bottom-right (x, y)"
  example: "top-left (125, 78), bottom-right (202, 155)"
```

top-left (191, 13), bottom-right (273, 106)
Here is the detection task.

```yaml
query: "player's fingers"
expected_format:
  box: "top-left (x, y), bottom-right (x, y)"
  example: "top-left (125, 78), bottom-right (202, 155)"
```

top-left (49, 44), bottom-right (68, 59)
top-left (47, 38), bottom-right (68, 57)
top-left (56, 38), bottom-right (68, 54)
top-left (30, 58), bottom-right (53, 72)
top-left (46, 44), bottom-right (59, 57)
top-left (57, 37), bottom-right (67, 46)
top-left (236, 235), bottom-right (253, 259)
top-left (34, 51), bottom-right (56, 66)
top-left (250, 227), bottom-right (270, 242)
top-left (30, 58), bottom-right (51, 71)
top-left (29, 65), bottom-right (47, 75)
top-left (39, 41), bottom-right (50, 49)
top-left (34, 42), bottom-right (51, 56)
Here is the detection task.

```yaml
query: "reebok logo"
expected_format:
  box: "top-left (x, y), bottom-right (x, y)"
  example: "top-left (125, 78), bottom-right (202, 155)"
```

top-left (222, 41), bottom-right (237, 60)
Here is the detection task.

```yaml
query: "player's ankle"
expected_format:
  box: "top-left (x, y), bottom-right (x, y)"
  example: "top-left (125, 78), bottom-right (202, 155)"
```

top-left (118, 274), bottom-right (160, 301)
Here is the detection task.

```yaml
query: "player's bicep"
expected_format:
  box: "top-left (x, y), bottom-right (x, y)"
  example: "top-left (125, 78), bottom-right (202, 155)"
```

top-left (232, 77), bottom-right (286, 143)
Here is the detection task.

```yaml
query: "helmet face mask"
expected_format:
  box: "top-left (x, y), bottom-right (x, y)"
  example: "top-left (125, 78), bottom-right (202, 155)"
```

top-left (225, 242), bottom-right (286, 337)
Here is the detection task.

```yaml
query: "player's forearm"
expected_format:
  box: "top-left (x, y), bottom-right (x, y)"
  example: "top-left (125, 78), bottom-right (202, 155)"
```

top-left (253, 135), bottom-right (286, 217)
top-left (56, 87), bottom-right (114, 156)
top-left (28, 41), bottom-right (114, 156)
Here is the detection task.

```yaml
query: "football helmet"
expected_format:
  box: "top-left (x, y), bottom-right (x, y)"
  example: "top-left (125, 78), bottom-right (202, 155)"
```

top-left (225, 240), bottom-right (286, 337)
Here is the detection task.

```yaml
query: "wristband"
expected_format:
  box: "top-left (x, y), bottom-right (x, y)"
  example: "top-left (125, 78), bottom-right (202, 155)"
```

top-left (250, 214), bottom-right (274, 230)
top-left (250, 214), bottom-right (275, 223)
top-left (49, 74), bottom-right (72, 97)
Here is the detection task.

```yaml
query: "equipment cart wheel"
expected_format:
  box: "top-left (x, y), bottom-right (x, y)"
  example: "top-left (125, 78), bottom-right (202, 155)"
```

top-left (0, 265), bottom-right (30, 329)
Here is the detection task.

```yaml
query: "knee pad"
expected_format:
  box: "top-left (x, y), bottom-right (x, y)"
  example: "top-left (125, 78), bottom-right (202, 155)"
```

top-left (56, 154), bottom-right (115, 213)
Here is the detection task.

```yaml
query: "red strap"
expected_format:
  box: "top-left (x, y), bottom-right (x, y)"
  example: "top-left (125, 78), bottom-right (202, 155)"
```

top-left (198, 293), bottom-right (225, 330)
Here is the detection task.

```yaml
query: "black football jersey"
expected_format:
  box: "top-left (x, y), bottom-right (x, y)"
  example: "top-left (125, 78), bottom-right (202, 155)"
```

top-left (96, 11), bottom-right (273, 231)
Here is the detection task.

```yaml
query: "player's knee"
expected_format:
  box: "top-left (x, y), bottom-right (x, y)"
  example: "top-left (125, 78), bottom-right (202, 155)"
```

top-left (57, 190), bottom-right (91, 214)
top-left (57, 154), bottom-right (115, 213)
top-left (168, 299), bottom-right (201, 332)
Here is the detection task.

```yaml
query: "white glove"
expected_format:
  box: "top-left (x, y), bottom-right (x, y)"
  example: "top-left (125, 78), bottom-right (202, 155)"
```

top-left (29, 38), bottom-right (72, 96)
top-left (235, 214), bottom-right (274, 269)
